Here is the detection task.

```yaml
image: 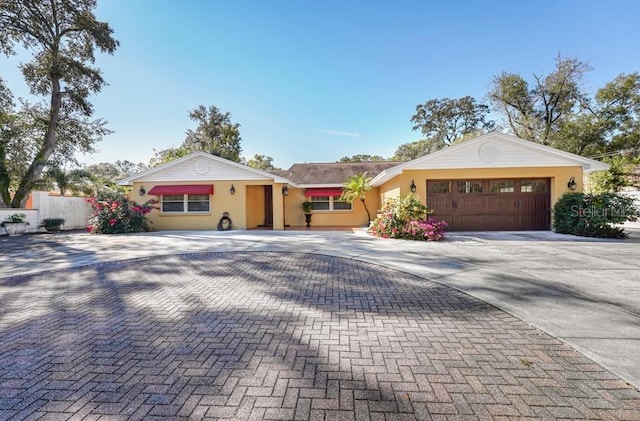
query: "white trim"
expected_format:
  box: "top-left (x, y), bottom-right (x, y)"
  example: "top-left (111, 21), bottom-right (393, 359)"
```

top-left (309, 195), bottom-right (353, 212)
top-left (160, 192), bottom-right (211, 214)
top-left (117, 151), bottom-right (293, 186)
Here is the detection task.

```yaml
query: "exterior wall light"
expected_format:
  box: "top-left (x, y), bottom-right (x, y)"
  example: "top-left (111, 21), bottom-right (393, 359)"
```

top-left (410, 179), bottom-right (417, 193)
top-left (230, 185), bottom-right (236, 195)
top-left (282, 185), bottom-right (289, 196)
top-left (567, 177), bottom-right (577, 190)
top-left (138, 186), bottom-right (146, 196)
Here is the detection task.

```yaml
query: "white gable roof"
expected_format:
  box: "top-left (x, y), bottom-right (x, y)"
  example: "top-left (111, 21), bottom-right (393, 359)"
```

top-left (371, 132), bottom-right (609, 186)
top-left (117, 151), bottom-right (292, 185)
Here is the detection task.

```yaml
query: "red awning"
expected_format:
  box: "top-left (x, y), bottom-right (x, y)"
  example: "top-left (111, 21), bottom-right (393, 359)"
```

top-left (305, 188), bottom-right (344, 197)
top-left (148, 185), bottom-right (214, 195)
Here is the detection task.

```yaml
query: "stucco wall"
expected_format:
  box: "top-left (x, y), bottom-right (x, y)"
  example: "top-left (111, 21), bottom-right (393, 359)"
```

top-left (284, 188), bottom-right (380, 227)
top-left (131, 180), bottom-right (287, 231)
top-left (246, 185), bottom-right (265, 229)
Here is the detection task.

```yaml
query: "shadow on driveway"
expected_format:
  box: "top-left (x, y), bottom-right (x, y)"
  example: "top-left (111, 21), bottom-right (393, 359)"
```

top-left (1, 252), bottom-right (639, 420)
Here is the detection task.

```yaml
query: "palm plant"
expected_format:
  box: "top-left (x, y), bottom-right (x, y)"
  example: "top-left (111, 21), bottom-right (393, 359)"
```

top-left (45, 166), bottom-right (92, 195)
top-left (340, 172), bottom-right (373, 223)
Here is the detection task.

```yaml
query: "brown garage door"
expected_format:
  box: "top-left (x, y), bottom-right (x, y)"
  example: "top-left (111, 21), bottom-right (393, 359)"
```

top-left (427, 179), bottom-right (550, 231)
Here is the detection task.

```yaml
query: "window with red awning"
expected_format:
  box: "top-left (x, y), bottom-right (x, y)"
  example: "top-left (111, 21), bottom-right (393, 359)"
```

top-left (305, 187), bottom-right (343, 197)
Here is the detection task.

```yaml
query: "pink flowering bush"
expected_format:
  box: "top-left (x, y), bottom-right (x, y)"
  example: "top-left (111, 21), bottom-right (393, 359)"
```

top-left (368, 194), bottom-right (447, 241)
top-left (401, 219), bottom-right (448, 241)
top-left (86, 195), bottom-right (157, 234)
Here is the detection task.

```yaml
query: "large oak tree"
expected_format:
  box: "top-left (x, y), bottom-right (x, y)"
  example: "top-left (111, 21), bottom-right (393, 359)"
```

top-left (0, 0), bottom-right (118, 207)
top-left (183, 105), bottom-right (242, 162)
top-left (410, 96), bottom-right (495, 152)
top-left (246, 154), bottom-right (279, 170)
top-left (149, 104), bottom-right (243, 166)
top-left (489, 56), bottom-right (590, 145)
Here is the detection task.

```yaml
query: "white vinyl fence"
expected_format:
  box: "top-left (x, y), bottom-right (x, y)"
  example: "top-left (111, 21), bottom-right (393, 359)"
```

top-left (1, 191), bottom-right (91, 235)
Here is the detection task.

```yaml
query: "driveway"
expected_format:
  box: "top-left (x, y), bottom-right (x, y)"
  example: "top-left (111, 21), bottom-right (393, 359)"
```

top-left (1, 230), bottom-right (640, 419)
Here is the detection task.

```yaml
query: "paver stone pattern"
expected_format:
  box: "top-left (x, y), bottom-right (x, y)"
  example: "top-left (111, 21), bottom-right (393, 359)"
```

top-left (1, 252), bottom-right (639, 420)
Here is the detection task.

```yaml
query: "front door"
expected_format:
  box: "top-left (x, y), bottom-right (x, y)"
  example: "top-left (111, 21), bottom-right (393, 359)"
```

top-left (263, 186), bottom-right (273, 227)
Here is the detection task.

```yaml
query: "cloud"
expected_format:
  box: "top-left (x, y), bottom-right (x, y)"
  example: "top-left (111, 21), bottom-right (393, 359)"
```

top-left (311, 128), bottom-right (362, 138)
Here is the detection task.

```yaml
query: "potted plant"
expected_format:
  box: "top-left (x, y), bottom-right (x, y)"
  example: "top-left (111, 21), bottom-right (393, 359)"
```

top-left (39, 217), bottom-right (65, 233)
top-left (301, 201), bottom-right (313, 227)
top-left (1, 213), bottom-right (30, 237)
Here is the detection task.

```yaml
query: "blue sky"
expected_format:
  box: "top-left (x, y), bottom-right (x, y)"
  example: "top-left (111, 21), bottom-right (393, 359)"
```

top-left (3, 0), bottom-right (640, 169)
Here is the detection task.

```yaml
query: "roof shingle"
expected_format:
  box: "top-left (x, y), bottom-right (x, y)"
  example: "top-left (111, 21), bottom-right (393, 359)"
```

top-left (269, 161), bottom-right (401, 185)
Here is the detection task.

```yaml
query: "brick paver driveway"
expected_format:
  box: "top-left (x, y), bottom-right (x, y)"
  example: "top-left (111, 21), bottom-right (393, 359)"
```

top-left (1, 252), bottom-right (639, 420)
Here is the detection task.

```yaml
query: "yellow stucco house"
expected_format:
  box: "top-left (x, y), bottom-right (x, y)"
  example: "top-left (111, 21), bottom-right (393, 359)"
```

top-left (118, 132), bottom-right (608, 231)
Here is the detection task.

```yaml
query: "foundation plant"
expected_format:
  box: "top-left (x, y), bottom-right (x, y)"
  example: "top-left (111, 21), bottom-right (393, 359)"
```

top-left (369, 194), bottom-right (447, 241)
top-left (553, 192), bottom-right (639, 238)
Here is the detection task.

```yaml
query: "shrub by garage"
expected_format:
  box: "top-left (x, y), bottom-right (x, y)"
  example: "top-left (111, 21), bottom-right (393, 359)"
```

top-left (553, 192), bottom-right (639, 238)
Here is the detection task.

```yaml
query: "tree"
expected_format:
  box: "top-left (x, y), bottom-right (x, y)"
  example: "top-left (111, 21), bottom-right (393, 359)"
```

top-left (340, 172), bottom-right (373, 223)
top-left (79, 160), bottom-right (146, 194)
top-left (588, 155), bottom-right (639, 193)
top-left (183, 105), bottom-right (242, 162)
top-left (246, 154), bottom-right (279, 170)
top-left (44, 165), bottom-right (92, 195)
top-left (0, 0), bottom-right (118, 207)
top-left (338, 154), bottom-right (387, 163)
top-left (391, 139), bottom-right (439, 161)
top-left (115, 160), bottom-right (147, 177)
top-left (489, 56), bottom-right (589, 144)
top-left (593, 73), bottom-right (640, 158)
top-left (0, 78), bottom-right (20, 206)
top-left (149, 146), bottom-right (190, 167)
top-left (148, 105), bottom-right (243, 167)
top-left (490, 55), bottom-right (640, 161)
top-left (410, 96), bottom-right (495, 151)
top-left (1, 97), bottom-right (110, 203)
top-left (544, 72), bottom-right (640, 158)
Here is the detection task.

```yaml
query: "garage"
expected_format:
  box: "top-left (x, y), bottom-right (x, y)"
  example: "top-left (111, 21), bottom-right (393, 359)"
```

top-left (370, 133), bottom-right (609, 232)
top-left (427, 178), bottom-right (551, 231)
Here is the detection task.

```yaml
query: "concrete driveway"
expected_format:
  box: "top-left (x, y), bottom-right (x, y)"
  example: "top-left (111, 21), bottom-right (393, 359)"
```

top-left (1, 229), bottom-right (640, 419)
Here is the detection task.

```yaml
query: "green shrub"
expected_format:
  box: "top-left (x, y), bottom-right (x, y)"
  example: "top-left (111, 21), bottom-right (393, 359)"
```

top-left (1, 213), bottom-right (29, 227)
top-left (301, 201), bottom-right (313, 214)
top-left (39, 217), bottom-right (65, 231)
top-left (553, 192), bottom-right (639, 238)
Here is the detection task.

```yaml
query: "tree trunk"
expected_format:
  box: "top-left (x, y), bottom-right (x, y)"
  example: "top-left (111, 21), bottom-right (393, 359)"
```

top-left (0, 143), bottom-right (12, 207)
top-left (11, 76), bottom-right (62, 208)
top-left (360, 198), bottom-right (371, 224)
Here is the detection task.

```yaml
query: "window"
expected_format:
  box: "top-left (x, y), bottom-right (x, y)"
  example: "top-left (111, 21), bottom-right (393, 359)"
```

top-left (310, 196), bottom-right (330, 210)
top-left (428, 181), bottom-right (450, 194)
top-left (457, 181), bottom-right (483, 194)
top-left (162, 194), bottom-right (184, 212)
top-left (332, 198), bottom-right (352, 210)
top-left (162, 194), bottom-right (210, 213)
top-left (310, 195), bottom-right (352, 211)
top-left (490, 180), bottom-right (515, 193)
top-left (188, 194), bottom-right (210, 211)
top-left (520, 180), bottom-right (547, 193)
